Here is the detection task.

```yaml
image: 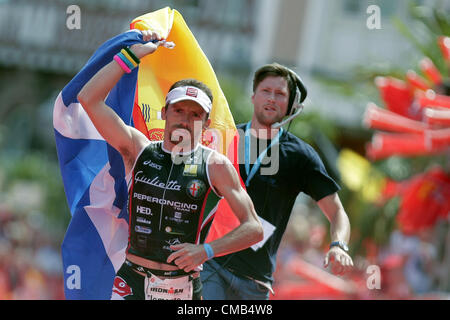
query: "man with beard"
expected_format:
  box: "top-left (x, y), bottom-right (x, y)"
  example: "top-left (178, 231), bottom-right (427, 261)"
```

top-left (201, 63), bottom-right (354, 300)
top-left (77, 29), bottom-right (263, 300)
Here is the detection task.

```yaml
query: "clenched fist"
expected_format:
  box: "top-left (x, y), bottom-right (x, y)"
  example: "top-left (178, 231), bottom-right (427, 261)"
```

top-left (130, 29), bottom-right (175, 59)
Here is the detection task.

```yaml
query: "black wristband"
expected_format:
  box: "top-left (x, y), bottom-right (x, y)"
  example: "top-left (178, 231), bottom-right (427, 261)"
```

top-left (124, 47), bottom-right (141, 65)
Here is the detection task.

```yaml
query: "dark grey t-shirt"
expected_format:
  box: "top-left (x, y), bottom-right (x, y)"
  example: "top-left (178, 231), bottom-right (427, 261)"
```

top-left (214, 123), bottom-right (340, 283)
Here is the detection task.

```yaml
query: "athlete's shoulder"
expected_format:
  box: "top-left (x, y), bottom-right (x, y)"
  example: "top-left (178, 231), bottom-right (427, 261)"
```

top-left (198, 143), bottom-right (215, 153)
top-left (144, 140), bottom-right (163, 148)
top-left (198, 144), bottom-right (219, 160)
top-left (203, 147), bottom-right (230, 165)
top-left (139, 140), bottom-right (164, 158)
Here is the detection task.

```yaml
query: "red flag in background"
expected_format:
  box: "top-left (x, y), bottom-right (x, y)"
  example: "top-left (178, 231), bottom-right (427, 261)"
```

top-left (396, 168), bottom-right (450, 235)
top-left (205, 134), bottom-right (242, 245)
top-left (379, 167), bottom-right (450, 235)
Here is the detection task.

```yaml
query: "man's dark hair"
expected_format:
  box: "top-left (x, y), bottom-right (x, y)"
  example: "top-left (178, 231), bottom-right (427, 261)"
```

top-left (168, 78), bottom-right (214, 103)
top-left (252, 63), bottom-right (297, 112)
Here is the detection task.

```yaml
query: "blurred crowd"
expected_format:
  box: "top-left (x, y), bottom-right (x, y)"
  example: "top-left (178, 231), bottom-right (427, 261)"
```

top-left (272, 200), bottom-right (450, 300)
top-left (0, 206), bottom-right (64, 300)
top-left (0, 198), bottom-right (448, 300)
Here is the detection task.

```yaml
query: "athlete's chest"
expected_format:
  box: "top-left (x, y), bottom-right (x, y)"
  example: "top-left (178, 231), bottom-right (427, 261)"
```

top-left (132, 144), bottom-right (210, 201)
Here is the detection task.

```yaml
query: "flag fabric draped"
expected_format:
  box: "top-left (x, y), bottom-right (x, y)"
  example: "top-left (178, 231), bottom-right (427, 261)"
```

top-left (54, 7), bottom-right (239, 300)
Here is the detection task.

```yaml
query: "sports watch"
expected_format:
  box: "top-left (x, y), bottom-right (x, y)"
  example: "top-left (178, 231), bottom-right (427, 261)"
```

top-left (330, 241), bottom-right (349, 252)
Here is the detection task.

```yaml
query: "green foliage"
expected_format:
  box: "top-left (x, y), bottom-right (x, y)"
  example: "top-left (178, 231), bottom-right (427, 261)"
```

top-left (375, 153), bottom-right (449, 180)
top-left (0, 152), bottom-right (70, 237)
top-left (0, 69), bottom-right (71, 238)
top-left (352, 196), bottom-right (401, 255)
top-left (393, 2), bottom-right (450, 74)
top-left (218, 75), bottom-right (253, 124)
top-left (289, 111), bottom-right (339, 145)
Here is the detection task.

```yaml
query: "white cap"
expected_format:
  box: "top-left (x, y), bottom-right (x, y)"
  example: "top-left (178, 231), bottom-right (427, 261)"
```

top-left (165, 86), bottom-right (212, 113)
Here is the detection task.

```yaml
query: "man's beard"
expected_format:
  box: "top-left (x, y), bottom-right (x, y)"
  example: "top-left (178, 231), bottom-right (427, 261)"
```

top-left (169, 125), bottom-right (191, 142)
top-left (169, 125), bottom-right (205, 154)
top-left (169, 127), bottom-right (193, 150)
top-left (254, 108), bottom-right (284, 127)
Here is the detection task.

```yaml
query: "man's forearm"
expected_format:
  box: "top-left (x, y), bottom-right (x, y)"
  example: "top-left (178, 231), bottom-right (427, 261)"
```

top-left (329, 209), bottom-right (351, 244)
top-left (208, 219), bottom-right (263, 258)
top-left (317, 193), bottom-right (350, 244)
top-left (78, 60), bottom-right (125, 107)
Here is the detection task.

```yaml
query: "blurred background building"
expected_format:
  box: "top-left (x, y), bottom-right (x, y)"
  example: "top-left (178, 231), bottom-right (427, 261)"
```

top-left (1, 0), bottom-right (447, 124)
top-left (0, 0), bottom-right (449, 299)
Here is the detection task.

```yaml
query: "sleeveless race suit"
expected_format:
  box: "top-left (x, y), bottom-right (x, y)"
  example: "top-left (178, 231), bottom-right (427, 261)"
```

top-left (127, 141), bottom-right (221, 265)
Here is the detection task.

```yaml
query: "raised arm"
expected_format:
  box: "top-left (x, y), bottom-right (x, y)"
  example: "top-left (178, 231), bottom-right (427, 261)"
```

top-left (77, 30), bottom-right (163, 173)
top-left (167, 152), bottom-right (264, 272)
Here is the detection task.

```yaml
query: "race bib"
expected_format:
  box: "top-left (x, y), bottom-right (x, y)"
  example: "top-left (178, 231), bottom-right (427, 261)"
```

top-left (144, 274), bottom-right (193, 300)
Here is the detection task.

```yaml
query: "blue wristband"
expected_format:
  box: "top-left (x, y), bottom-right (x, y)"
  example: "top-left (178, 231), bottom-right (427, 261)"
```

top-left (203, 243), bottom-right (215, 260)
top-left (117, 52), bottom-right (135, 70)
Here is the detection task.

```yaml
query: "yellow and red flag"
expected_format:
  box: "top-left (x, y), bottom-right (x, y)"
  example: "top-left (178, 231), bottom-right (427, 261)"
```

top-left (130, 7), bottom-right (241, 242)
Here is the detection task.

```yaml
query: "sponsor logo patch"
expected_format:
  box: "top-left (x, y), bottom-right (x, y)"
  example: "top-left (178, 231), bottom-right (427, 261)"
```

top-left (135, 225), bottom-right (152, 234)
top-left (136, 217), bottom-right (152, 225)
top-left (186, 179), bottom-right (206, 199)
top-left (134, 172), bottom-right (181, 191)
top-left (143, 159), bottom-right (162, 170)
top-left (186, 87), bottom-right (198, 97)
top-left (112, 276), bottom-right (132, 298)
top-left (164, 226), bottom-right (185, 236)
top-left (183, 164), bottom-right (198, 176)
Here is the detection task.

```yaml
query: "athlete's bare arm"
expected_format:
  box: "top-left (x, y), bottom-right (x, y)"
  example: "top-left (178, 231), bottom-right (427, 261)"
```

top-left (77, 30), bottom-right (162, 173)
top-left (207, 152), bottom-right (264, 254)
top-left (167, 152), bottom-right (263, 272)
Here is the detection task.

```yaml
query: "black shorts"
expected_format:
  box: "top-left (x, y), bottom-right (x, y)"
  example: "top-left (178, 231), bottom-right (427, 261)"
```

top-left (111, 262), bottom-right (202, 300)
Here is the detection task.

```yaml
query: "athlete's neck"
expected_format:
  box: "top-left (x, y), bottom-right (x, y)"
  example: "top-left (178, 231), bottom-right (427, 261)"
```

top-left (250, 117), bottom-right (281, 140)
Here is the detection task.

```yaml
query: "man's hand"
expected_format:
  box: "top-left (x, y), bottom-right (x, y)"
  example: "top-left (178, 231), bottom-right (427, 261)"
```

top-left (166, 243), bottom-right (208, 272)
top-left (130, 29), bottom-right (175, 59)
top-left (324, 246), bottom-right (354, 276)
